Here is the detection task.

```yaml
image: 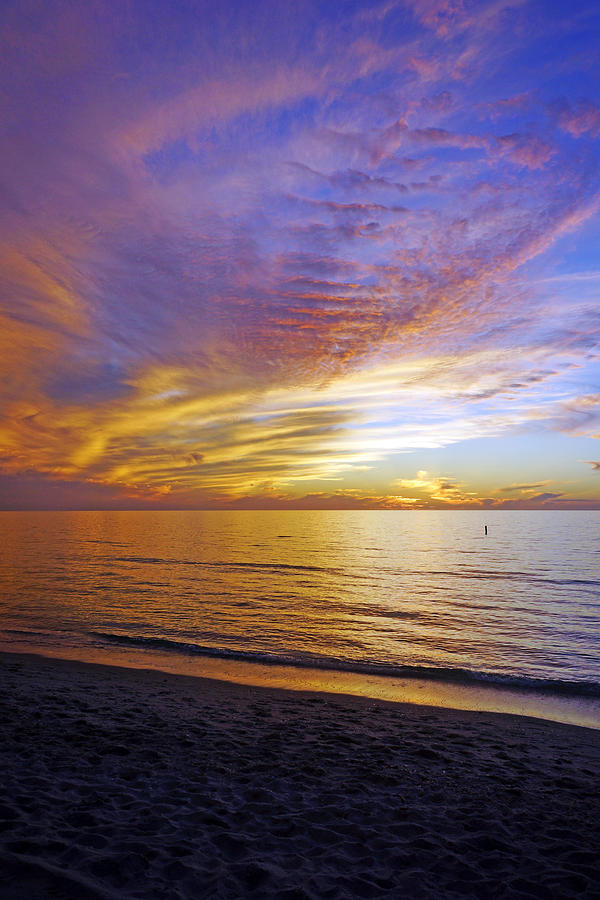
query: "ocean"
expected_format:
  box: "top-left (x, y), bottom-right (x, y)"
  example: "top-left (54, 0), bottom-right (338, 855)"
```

top-left (1, 509), bottom-right (599, 724)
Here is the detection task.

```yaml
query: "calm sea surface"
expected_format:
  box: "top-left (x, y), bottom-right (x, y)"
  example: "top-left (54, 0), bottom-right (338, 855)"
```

top-left (1, 510), bottom-right (599, 698)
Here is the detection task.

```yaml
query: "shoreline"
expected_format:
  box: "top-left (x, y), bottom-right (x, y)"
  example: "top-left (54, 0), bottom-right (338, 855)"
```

top-left (4, 647), bottom-right (594, 731)
top-left (2, 651), bottom-right (600, 897)
top-left (2, 642), bottom-right (600, 731)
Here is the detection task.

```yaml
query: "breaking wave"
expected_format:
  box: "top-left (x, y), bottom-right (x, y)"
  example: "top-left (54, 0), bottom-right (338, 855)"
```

top-left (90, 631), bottom-right (600, 698)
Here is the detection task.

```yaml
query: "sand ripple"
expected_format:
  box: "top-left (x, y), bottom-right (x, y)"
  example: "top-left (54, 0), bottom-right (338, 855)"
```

top-left (1, 654), bottom-right (599, 898)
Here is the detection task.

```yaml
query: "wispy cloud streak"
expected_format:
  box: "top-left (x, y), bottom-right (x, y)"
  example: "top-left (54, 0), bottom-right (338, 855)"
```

top-left (0, 0), bottom-right (599, 507)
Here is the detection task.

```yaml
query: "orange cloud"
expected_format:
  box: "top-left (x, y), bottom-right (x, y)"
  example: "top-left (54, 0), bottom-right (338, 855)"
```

top-left (1, 0), bottom-right (599, 509)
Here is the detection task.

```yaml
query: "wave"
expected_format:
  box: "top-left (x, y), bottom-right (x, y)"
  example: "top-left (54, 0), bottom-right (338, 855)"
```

top-left (2, 628), bottom-right (68, 638)
top-left (112, 557), bottom-right (361, 577)
top-left (90, 631), bottom-right (600, 698)
top-left (108, 557), bottom-right (600, 588)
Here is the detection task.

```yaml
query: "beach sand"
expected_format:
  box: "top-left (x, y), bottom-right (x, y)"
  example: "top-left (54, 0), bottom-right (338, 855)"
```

top-left (1, 652), bottom-right (599, 899)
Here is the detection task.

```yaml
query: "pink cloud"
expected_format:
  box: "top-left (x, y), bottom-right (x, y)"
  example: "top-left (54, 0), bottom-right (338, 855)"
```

top-left (122, 65), bottom-right (325, 156)
top-left (551, 99), bottom-right (600, 138)
top-left (404, 0), bottom-right (467, 36)
top-left (421, 90), bottom-right (454, 112)
top-left (494, 133), bottom-right (556, 169)
top-left (547, 395), bottom-right (600, 437)
top-left (411, 126), bottom-right (486, 149)
top-left (490, 93), bottom-right (531, 114)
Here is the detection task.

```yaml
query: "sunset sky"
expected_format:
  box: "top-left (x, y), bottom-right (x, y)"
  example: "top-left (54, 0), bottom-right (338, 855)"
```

top-left (1, 0), bottom-right (599, 509)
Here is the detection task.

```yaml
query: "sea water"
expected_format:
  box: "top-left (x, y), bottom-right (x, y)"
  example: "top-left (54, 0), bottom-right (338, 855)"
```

top-left (1, 510), bottom-right (599, 724)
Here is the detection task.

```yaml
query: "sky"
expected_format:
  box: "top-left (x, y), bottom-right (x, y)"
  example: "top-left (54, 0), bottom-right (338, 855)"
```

top-left (1, 0), bottom-right (599, 510)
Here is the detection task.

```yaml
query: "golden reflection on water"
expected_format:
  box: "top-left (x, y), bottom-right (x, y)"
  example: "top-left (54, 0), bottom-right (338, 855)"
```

top-left (1, 509), bottom-right (600, 730)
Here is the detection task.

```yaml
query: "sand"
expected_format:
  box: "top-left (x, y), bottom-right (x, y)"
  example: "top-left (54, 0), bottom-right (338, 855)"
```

top-left (1, 652), bottom-right (599, 899)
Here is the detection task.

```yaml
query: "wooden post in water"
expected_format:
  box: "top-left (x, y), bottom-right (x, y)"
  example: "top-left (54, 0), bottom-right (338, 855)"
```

top-left (484, 525), bottom-right (488, 535)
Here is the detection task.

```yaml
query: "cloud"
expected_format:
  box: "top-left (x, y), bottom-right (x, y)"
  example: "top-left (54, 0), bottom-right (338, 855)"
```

top-left (122, 64), bottom-right (325, 157)
top-left (421, 90), bottom-right (453, 112)
top-left (288, 162), bottom-right (410, 195)
top-left (213, 489), bottom-right (423, 510)
top-left (550, 99), bottom-right (600, 138)
top-left (0, 0), bottom-right (599, 507)
top-left (404, 0), bottom-right (467, 36)
top-left (391, 469), bottom-right (479, 505)
top-left (0, 346), bottom-right (565, 501)
top-left (545, 395), bottom-right (600, 437)
top-left (494, 133), bottom-right (556, 169)
top-left (520, 491), bottom-right (563, 502)
top-left (498, 482), bottom-right (549, 493)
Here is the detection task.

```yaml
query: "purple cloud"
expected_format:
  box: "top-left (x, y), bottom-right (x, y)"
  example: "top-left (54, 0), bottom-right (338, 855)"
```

top-left (0, 0), bottom-right (599, 506)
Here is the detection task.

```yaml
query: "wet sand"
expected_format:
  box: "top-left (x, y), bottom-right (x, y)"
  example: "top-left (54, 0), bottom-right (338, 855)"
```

top-left (1, 652), bottom-right (599, 898)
